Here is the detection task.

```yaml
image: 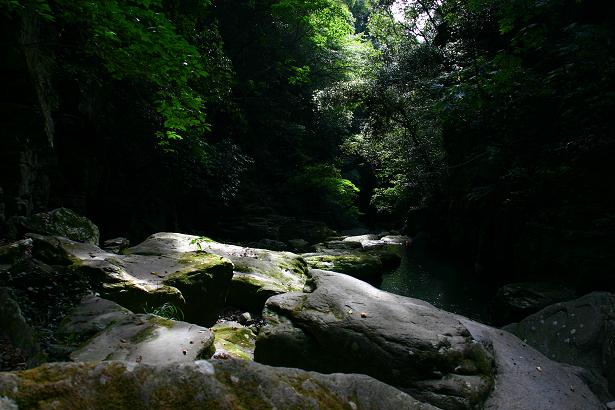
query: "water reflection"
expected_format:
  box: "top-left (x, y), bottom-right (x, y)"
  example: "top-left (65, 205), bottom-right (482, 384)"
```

top-left (380, 244), bottom-right (495, 324)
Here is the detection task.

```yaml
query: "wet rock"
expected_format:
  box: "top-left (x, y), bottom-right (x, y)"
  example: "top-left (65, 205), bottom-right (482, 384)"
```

top-left (504, 292), bottom-right (615, 399)
top-left (212, 321), bottom-right (256, 360)
top-left (126, 232), bottom-right (309, 311)
top-left (28, 234), bottom-right (234, 326)
top-left (255, 269), bottom-right (495, 409)
top-left (102, 237), bottom-right (130, 254)
top-left (8, 208), bottom-right (99, 245)
top-left (58, 295), bottom-right (214, 365)
top-left (0, 359), bottom-right (436, 409)
top-left (493, 282), bottom-right (576, 325)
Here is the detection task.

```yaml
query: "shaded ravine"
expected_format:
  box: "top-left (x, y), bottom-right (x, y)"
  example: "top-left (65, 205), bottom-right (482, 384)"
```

top-left (380, 242), bottom-right (496, 324)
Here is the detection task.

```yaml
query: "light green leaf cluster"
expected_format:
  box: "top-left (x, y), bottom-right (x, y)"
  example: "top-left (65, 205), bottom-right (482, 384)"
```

top-left (2, 0), bottom-right (214, 141)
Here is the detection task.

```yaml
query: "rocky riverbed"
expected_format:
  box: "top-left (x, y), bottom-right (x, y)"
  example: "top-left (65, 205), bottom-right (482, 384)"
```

top-left (0, 209), bottom-right (612, 409)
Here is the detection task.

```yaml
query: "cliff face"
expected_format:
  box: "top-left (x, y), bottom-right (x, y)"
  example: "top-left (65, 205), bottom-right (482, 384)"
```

top-left (0, 12), bottom-right (177, 241)
top-left (0, 12), bottom-right (54, 222)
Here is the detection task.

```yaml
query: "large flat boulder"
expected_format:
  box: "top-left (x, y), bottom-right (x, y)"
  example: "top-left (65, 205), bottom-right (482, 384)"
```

top-left (504, 292), bottom-right (615, 399)
top-left (28, 234), bottom-right (233, 326)
top-left (57, 295), bottom-right (214, 365)
top-left (126, 232), bottom-right (309, 311)
top-left (255, 270), bottom-right (603, 410)
top-left (0, 359), bottom-right (436, 409)
top-left (255, 269), bottom-right (495, 409)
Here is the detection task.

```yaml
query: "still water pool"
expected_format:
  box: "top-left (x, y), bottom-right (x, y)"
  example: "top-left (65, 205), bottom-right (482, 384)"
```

top-left (380, 244), bottom-right (495, 324)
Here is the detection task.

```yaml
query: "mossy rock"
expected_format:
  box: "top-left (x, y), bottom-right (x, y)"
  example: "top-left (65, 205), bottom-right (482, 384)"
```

top-left (124, 233), bottom-right (310, 311)
top-left (0, 360), bottom-right (437, 409)
top-left (30, 235), bottom-right (234, 326)
top-left (301, 252), bottom-right (383, 284)
top-left (212, 321), bottom-right (256, 360)
top-left (9, 208), bottom-right (100, 245)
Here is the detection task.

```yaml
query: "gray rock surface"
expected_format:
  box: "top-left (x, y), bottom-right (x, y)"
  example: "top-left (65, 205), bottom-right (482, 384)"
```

top-left (493, 281), bottom-right (576, 325)
top-left (58, 295), bottom-right (214, 365)
top-left (255, 269), bottom-right (495, 409)
top-left (504, 292), bottom-right (615, 399)
top-left (459, 318), bottom-right (602, 409)
top-left (256, 270), bottom-right (603, 409)
top-left (0, 359), bottom-right (436, 409)
top-left (126, 232), bottom-right (309, 311)
top-left (28, 234), bottom-right (234, 326)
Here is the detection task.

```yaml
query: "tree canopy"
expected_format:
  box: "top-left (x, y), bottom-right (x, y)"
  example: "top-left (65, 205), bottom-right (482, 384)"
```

top-left (1, 0), bottom-right (613, 284)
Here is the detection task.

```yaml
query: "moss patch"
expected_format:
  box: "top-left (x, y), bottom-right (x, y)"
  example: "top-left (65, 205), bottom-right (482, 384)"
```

top-left (213, 323), bottom-right (256, 360)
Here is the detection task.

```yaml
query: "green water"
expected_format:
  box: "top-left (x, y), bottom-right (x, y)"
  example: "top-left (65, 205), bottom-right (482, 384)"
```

top-left (380, 245), bottom-right (495, 324)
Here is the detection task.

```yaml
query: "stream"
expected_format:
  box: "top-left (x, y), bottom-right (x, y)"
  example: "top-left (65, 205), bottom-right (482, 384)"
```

top-left (380, 243), bottom-right (496, 324)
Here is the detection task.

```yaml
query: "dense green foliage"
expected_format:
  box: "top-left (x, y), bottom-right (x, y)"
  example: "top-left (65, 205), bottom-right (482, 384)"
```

top-left (352, 0), bottom-right (615, 285)
top-left (1, 0), bottom-right (613, 286)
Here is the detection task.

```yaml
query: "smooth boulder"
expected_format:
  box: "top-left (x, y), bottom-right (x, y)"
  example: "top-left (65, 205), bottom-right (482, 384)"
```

top-left (0, 359), bottom-right (436, 410)
top-left (504, 292), bottom-right (615, 399)
top-left (57, 295), bottom-right (214, 365)
top-left (255, 269), bottom-right (495, 409)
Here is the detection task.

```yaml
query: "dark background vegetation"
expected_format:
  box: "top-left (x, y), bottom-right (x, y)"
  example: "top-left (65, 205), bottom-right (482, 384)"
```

top-left (1, 0), bottom-right (613, 291)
